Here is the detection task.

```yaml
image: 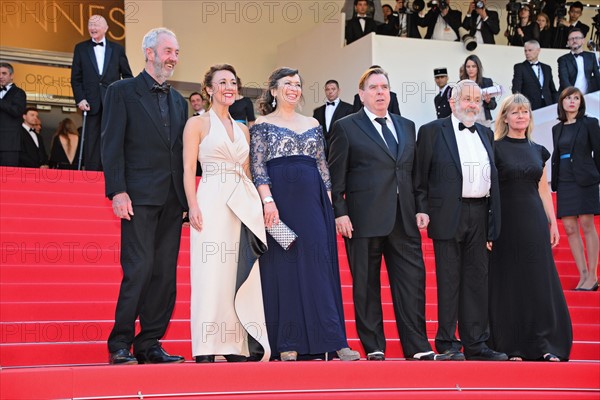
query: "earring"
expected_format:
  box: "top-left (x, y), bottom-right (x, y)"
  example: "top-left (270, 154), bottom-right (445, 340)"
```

top-left (209, 94), bottom-right (213, 103)
top-left (271, 97), bottom-right (277, 108)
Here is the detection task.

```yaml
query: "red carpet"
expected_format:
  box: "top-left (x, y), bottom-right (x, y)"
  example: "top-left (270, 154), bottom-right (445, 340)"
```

top-left (1, 167), bottom-right (599, 399)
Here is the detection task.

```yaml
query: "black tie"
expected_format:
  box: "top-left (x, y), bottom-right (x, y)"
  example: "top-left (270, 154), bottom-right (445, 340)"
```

top-left (193, 112), bottom-right (200, 116)
top-left (374, 117), bottom-right (398, 156)
top-left (573, 53), bottom-right (580, 58)
top-left (152, 83), bottom-right (171, 94)
top-left (0, 86), bottom-right (5, 92)
top-left (326, 102), bottom-right (335, 106)
top-left (29, 128), bottom-right (36, 133)
top-left (530, 62), bottom-right (539, 66)
top-left (459, 122), bottom-right (477, 133)
top-left (92, 41), bottom-right (104, 47)
top-left (358, 16), bottom-right (366, 20)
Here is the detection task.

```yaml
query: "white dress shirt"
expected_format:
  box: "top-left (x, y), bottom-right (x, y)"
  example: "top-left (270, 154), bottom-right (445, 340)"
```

top-left (363, 107), bottom-right (398, 144)
top-left (0, 83), bottom-right (12, 99)
top-left (451, 114), bottom-right (491, 198)
top-left (573, 53), bottom-right (588, 94)
top-left (93, 38), bottom-right (106, 75)
top-left (325, 98), bottom-right (339, 131)
top-left (432, 14), bottom-right (458, 41)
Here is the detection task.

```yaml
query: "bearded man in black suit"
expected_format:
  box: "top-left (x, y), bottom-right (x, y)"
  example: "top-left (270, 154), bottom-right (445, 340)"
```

top-left (415, 80), bottom-right (508, 362)
top-left (328, 67), bottom-right (448, 362)
top-left (71, 15), bottom-right (133, 171)
top-left (557, 28), bottom-right (600, 94)
top-left (101, 28), bottom-right (188, 366)
top-left (0, 62), bottom-right (27, 166)
top-left (512, 40), bottom-right (558, 110)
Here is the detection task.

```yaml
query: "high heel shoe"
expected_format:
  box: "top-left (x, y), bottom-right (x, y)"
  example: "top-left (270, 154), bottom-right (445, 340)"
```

top-left (195, 355), bottom-right (215, 363)
top-left (578, 281), bottom-right (599, 291)
top-left (336, 347), bottom-right (360, 361)
top-left (280, 351), bottom-right (297, 361)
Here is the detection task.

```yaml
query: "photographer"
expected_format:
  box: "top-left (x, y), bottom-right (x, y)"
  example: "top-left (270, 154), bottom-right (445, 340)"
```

top-left (553, 1), bottom-right (590, 48)
top-left (462, 0), bottom-right (500, 44)
top-left (378, 0), bottom-right (421, 38)
top-left (417, 0), bottom-right (462, 41)
top-left (505, 4), bottom-right (540, 46)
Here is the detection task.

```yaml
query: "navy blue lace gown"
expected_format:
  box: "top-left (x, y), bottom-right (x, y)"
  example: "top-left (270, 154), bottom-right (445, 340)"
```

top-left (489, 137), bottom-right (572, 360)
top-left (250, 123), bottom-right (349, 359)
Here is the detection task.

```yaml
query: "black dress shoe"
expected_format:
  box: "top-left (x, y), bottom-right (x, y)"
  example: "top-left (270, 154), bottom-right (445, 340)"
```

top-left (442, 349), bottom-right (466, 361)
top-left (136, 344), bottom-right (185, 364)
top-left (367, 350), bottom-right (385, 361)
top-left (109, 349), bottom-right (138, 365)
top-left (467, 348), bottom-right (508, 361)
top-left (410, 351), bottom-right (451, 361)
top-left (224, 354), bottom-right (248, 362)
top-left (195, 355), bottom-right (215, 363)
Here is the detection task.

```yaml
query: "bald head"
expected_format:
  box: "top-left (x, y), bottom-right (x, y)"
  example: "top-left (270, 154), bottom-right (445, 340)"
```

top-left (88, 15), bottom-right (108, 42)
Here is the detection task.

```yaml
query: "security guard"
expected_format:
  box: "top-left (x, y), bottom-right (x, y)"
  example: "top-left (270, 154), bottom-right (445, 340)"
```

top-left (433, 68), bottom-right (452, 119)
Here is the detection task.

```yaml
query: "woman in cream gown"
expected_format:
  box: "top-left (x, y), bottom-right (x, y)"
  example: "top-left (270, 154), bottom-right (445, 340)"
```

top-left (183, 64), bottom-right (270, 362)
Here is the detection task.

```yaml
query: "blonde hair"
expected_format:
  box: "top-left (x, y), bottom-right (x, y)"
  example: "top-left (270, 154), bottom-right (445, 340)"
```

top-left (494, 94), bottom-right (534, 141)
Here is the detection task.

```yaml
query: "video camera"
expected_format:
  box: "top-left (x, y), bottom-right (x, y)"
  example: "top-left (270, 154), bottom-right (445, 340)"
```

top-left (506, 0), bottom-right (520, 29)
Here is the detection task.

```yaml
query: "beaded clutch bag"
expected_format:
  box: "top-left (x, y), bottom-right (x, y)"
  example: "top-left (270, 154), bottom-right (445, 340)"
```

top-left (266, 220), bottom-right (298, 250)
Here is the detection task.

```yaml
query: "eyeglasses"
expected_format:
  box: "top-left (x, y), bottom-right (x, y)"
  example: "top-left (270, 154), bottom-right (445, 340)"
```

top-left (568, 36), bottom-right (584, 41)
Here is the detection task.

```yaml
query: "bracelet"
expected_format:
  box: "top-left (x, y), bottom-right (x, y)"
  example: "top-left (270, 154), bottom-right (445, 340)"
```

top-left (262, 196), bottom-right (274, 205)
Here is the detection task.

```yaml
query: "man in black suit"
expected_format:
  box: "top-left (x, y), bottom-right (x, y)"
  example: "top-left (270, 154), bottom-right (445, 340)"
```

top-left (0, 62), bottom-right (27, 166)
top-left (512, 40), bottom-right (558, 110)
top-left (328, 67), bottom-right (448, 361)
top-left (101, 28), bottom-right (188, 365)
top-left (346, 0), bottom-right (377, 44)
top-left (71, 15), bottom-right (133, 171)
top-left (434, 68), bottom-right (452, 118)
top-left (462, 0), bottom-right (499, 44)
top-left (378, 0), bottom-right (421, 38)
top-left (352, 65), bottom-right (401, 114)
top-left (415, 80), bottom-right (508, 362)
top-left (418, 0), bottom-right (462, 41)
top-left (313, 80), bottom-right (353, 153)
top-left (19, 107), bottom-right (48, 168)
top-left (553, 2), bottom-right (590, 49)
top-left (558, 28), bottom-right (600, 94)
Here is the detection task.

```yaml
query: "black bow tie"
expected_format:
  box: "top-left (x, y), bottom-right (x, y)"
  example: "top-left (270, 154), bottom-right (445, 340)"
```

top-left (0, 86), bottom-right (6, 92)
top-left (29, 128), bottom-right (36, 133)
top-left (358, 16), bottom-right (366, 20)
top-left (573, 53), bottom-right (581, 58)
top-left (530, 62), bottom-right (539, 66)
top-left (151, 83), bottom-right (171, 94)
top-left (459, 122), bottom-right (476, 133)
top-left (92, 41), bottom-right (104, 47)
top-left (326, 101), bottom-right (336, 106)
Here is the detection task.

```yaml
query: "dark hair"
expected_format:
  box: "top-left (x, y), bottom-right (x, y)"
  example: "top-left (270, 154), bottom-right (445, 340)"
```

top-left (358, 67), bottom-right (389, 90)
top-left (188, 91), bottom-right (202, 101)
top-left (202, 64), bottom-right (237, 104)
top-left (460, 55), bottom-right (483, 86)
top-left (568, 27), bottom-right (584, 38)
top-left (257, 67), bottom-right (302, 115)
top-left (0, 62), bottom-right (14, 74)
top-left (354, 0), bottom-right (367, 5)
top-left (24, 106), bottom-right (38, 115)
top-left (557, 86), bottom-right (586, 122)
top-left (325, 79), bottom-right (339, 88)
top-left (53, 118), bottom-right (79, 139)
top-left (382, 4), bottom-right (393, 13)
top-left (570, 1), bottom-right (584, 11)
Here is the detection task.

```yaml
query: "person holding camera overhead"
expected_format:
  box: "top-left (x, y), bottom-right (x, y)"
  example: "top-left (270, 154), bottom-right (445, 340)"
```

top-left (505, 4), bottom-right (540, 46)
top-left (462, 0), bottom-right (500, 44)
top-left (417, 0), bottom-right (462, 41)
top-left (553, 1), bottom-right (589, 49)
top-left (378, 0), bottom-right (421, 38)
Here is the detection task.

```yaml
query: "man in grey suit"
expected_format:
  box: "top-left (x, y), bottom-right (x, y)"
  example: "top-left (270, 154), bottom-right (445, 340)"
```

top-left (71, 15), bottom-right (132, 171)
top-left (557, 28), bottom-right (600, 94)
top-left (328, 67), bottom-right (448, 361)
top-left (101, 28), bottom-right (187, 365)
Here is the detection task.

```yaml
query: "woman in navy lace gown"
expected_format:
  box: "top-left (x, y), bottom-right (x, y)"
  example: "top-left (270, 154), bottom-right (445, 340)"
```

top-left (249, 67), bottom-right (359, 362)
top-left (489, 94), bottom-right (572, 361)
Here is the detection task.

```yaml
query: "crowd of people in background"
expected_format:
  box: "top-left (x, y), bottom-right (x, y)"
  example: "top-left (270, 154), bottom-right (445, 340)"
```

top-left (0, 6), bottom-right (599, 366)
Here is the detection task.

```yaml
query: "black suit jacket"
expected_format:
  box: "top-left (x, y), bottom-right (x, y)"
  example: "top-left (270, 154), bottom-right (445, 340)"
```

top-left (462, 10), bottom-right (500, 44)
top-left (557, 52), bottom-right (600, 94)
top-left (378, 11), bottom-right (421, 38)
top-left (71, 39), bottom-right (133, 115)
top-left (419, 8), bottom-right (462, 40)
top-left (328, 109), bottom-right (420, 239)
top-left (415, 116), bottom-right (500, 241)
top-left (345, 16), bottom-right (377, 44)
top-left (551, 116), bottom-right (600, 191)
top-left (0, 84), bottom-right (27, 152)
top-left (313, 100), bottom-right (354, 138)
top-left (101, 72), bottom-right (187, 208)
top-left (19, 127), bottom-right (48, 168)
top-left (554, 21), bottom-right (590, 49)
top-left (353, 92), bottom-right (401, 115)
top-left (512, 61), bottom-right (558, 110)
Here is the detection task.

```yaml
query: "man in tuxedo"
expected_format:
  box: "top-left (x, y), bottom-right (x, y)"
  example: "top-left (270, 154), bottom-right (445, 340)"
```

top-left (434, 68), bottom-right (452, 118)
top-left (313, 80), bottom-right (353, 153)
top-left (553, 2), bottom-right (590, 49)
top-left (189, 92), bottom-right (206, 117)
top-left (378, 0), bottom-right (421, 38)
top-left (0, 63), bottom-right (27, 167)
top-left (19, 107), bottom-right (48, 168)
top-left (328, 67), bottom-right (448, 362)
top-left (418, 0), bottom-right (462, 41)
top-left (101, 28), bottom-right (188, 365)
top-left (346, 0), bottom-right (377, 44)
top-left (558, 28), bottom-right (600, 94)
top-left (415, 80), bottom-right (508, 361)
top-left (71, 15), bottom-right (133, 171)
top-left (512, 40), bottom-right (558, 110)
top-left (461, 0), bottom-right (499, 44)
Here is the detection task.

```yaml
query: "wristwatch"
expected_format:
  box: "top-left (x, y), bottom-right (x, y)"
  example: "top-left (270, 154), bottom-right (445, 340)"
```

top-left (262, 196), bottom-right (274, 205)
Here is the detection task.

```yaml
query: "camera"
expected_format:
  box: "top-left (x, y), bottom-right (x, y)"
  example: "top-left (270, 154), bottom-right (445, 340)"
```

top-left (476, 1), bottom-right (485, 9)
top-left (459, 27), bottom-right (477, 51)
top-left (412, 0), bottom-right (425, 12)
top-left (427, 0), bottom-right (448, 10)
top-left (505, 0), bottom-right (520, 14)
top-left (555, 1), bottom-right (567, 21)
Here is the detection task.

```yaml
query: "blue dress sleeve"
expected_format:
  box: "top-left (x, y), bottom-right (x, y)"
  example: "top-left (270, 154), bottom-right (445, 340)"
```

top-left (249, 123), bottom-right (271, 186)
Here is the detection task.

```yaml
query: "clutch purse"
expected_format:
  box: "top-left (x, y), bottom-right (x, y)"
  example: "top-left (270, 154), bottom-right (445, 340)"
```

top-left (266, 220), bottom-right (298, 250)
